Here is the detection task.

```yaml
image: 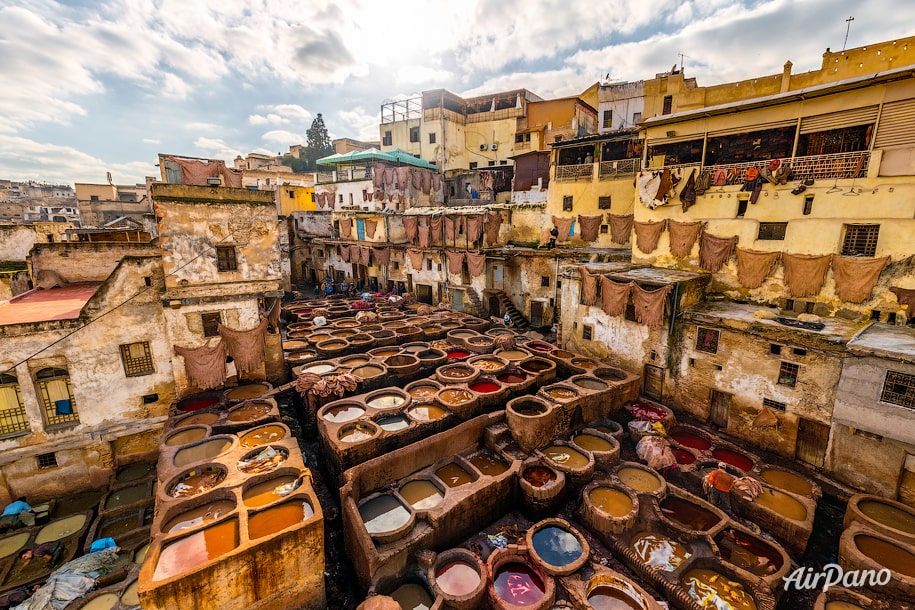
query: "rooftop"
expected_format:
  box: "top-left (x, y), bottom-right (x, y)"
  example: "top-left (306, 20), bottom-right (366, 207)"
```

top-left (846, 323), bottom-right (915, 363)
top-left (0, 282), bottom-right (101, 326)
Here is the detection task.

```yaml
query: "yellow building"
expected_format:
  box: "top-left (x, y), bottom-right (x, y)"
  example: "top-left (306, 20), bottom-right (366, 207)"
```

top-left (278, 184), bottom-right (317, 215)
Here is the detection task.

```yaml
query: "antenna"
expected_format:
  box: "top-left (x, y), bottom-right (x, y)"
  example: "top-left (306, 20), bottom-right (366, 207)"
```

top-left (678, 52), bottom-right (688, 73)
top-left (842, 16), bottom-right (854, 51)
top-left (106, 171), bottom-right (113, 185)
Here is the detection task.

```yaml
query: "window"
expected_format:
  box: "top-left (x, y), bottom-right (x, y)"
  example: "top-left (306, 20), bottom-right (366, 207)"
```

top-left (35, 367), bottom-right (79, 427)
top-left (583, 325), bottom-right (593, 340)
top-left (338, 194), bottom-right (344, 204)
top-left (785, 299), bottom-right (795, 311)
top-left (488, 161), bottom-right (496, 166)
top-left (793, 348), bottom-right (807, 357)
top-left (392, 261), bottom-right (399, 270)
top-left (562, 196), bottom-right (573, 212)
top-left (216, 246), bottom-right (237, 272)
top-left (662, 96), bottom-right (673, 115)
top-left (625, 303), bottom-right (637, 322)
top-left (778, 361), bottom-right (799, 387)
top-left (770, 343), bottom-right (782, 355)
top-left (144, 276), bottom-right (152, 287)
top-left (803, 195), bottom-right (814, 215)
top-left (763, 398), bottom-right (786, 411)
top-left (854, 429), bottom-right (883, 441)
top-left (0, 373), bottom-right (29, 436)
top-left (541, 276), bottom-right (550, 288)
top-left (36, 453), bottom-right (58, 470)
top-left (428, 132), bottom-right (436, 144)
top-left (736, 198), bottom-right (748, 218)
top-left (469, 162), bottom-right (478, 170)
top-left (426, 259), bottom-right (433, 271)
top-left (90, 195), bottom-right (99, 202)
top-left (515, 133), bottom-right (531, 143)
top-left (602, 110), bottom-right (613, 129)
top-left (287, 189), bottom-right (295, 198)
top-left (600, 225), bottom-right (609, 234)
top-left (598, 196), bottom-right (612, 210)
top-left (632, 112), bottom-right (642, 124)
top-left (120, 342), bottom-right (155, 377)
top-left (841, 224), bottom-right (879, 257)
top-left (382, 131), bottom-right (392, 146)
top-left (201, 312), bottom-right (222, 338)
top-left (757, 222), bottom-right (788, 240)
top-left (695, 327), bottom-right (720, 354)
top-left (882, 370), bottom-right (915, 409)
top-left (409, 127), bottom-right (420, 143)
top-left (804, 302), bottom-right (815, 314)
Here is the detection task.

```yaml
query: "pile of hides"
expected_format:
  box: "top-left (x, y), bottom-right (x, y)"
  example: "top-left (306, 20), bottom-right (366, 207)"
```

top-left (14, 547), bottom-right (121, 610)
top-left (636, 435), bottom-right (677, 471)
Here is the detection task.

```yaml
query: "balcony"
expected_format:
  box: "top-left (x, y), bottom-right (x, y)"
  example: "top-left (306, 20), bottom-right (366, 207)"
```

top-left (662, 151), bottom-right (870, 182)
top-left (598, 158), bottom-right (640, 181)
top-left (555, 163), bottom-right (595, 182)
top-left (315, 166), bottom-right (373, 185)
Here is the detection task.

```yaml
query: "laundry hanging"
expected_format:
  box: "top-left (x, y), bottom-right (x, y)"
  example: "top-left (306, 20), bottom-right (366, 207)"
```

top-left (407, 249), bottom-right (424, 270)
top-left (578, 215), bottom-right (603, 242)
top-left (608, 214), bottom-right (633, 245)
top-left (359, 246), bottom-right (372, 266)
top-left (633, 220), bottom-right (666, 254)
top-left (445, 217), bottom-right (456, 242)
top-left (782, 253), bottom-right (833, 297)
top-left (218, 318), bottom-right (268, 375)
top-left (698, 232), bottom-right (738, 272)
top-left (483, 212), bottom-right (503, 246)
top-left (445, 251), bottom-right (465, 275)
top-left (736, 248), bottom-right (781, 289)
top-left (402, 216), bottom-right (418, 243)
top-left (339, 218), bottom-right (352, 238)
top-left (430, 216), bottom-right (443, 244)
top-left (578, 267), bottom-right (598, 306)
top-left (466, 252), bottom-right (486, 277)
top-left (832, 255), bottom-right (890, 303)
top-left (668, 220), bottom-right (702, 257)
top-left (339, 245), bottom-right (351, 263)
top-left (372, 247), bottom-right (392, 266)
top-left (551, 216), bottom-right (574, 242)
top-left (418, 226), bottom-right (431, 249)
top-left (174, 340), bottom-right (227, 390)
top-left (599, 277), bottom-right (632, 316)
top-left (631, 284), bottom-right (673, 328)
top-left (422, 171), bottom-right (433, 195)
top-left (679, 169), bottom-right (697, 212)
top-left (364, 219), bottom-right (378, 239)
top-left (395, 167), bottom-right (411, 190)
top-left (373, 163), bottom-right (385, 188)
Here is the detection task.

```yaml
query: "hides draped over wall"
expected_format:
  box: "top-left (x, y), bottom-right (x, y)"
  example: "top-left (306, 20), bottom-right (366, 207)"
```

top-left (218, 318), bottom-right (268, 375)
top-left (698, 232), bottom-right (738, 272)
top-left (890, 286), bottom-right (915, 312)
top-left (364, 219), bottom-right (378, 239)
top-left (782, 253), bottom-right (833, 297)
top-left (578, 215), bottom-right (602, 242)
top-left (407, 249), bottom-right (424, 270)
top-left (608, 214), bottom-right (633, 245)
top-left (445, 217), bottom-right (456, 242)
top-left (551, 216), bottom-right (574, 242)
top-left (395, 167), bottom-right (411, 190)
top-left (736, 248), bottom-right (781, 289)
top-left (402, 216), bottom-right (418, 243)
top-left (418, 226), bottom-right (431, 248)
top-left (445, 250), bottom-right (465, 275)
top-left (578, 267), bottom-right (598, 306)
top-left (466, 216), bottom-right (483, 243)
top-left (832, 255), bottom-right (890, 303)
top-left (600, 277), bottom-right (632, 316)
top-left (484, 212), bottom-right (502, 246)
top-left (373, 163), bottom-right (385, 188)
top-left (430, 216), bottom-right (443, 244)
top-left (633, 220), bottom-right (666, 254)
top-left (668, 220), bottom-right (702, 257)
top-left (466, 252), bottom-right (486, 277)
top-left (339, 218), bottom-right (352, 238)
top-left (631, 283), bottom-right (673, 328)
top-left (174, 340), bottom-right (227, 391)
top-left (339, 245), bottom-right (351, 263)
top-left (373, 247), bottom-right (392, 266)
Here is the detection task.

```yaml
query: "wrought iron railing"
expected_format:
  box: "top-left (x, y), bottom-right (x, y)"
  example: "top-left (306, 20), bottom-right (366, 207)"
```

top-left (662, 151), bottom-right (870, 181)
top-left (555, 164), bottom-right (595, 182)
top-left (598, 158), bottom-right (640, 180)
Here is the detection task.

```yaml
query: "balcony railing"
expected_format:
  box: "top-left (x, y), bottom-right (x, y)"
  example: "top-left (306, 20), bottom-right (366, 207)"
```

top-left (662, 151), bottom-right (870, 182)
top-left (598, 158), bottom-right (640, 181)
top-left (315, 166), bottom-right (373, 185)
top-left (555, 163), bottom-right (595, 182)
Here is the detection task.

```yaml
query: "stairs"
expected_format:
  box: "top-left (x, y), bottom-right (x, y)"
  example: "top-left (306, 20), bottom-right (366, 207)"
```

top-left (448, 284), bottom-right (483, 317)
top-left (494, 290), bottom-right (529, 330)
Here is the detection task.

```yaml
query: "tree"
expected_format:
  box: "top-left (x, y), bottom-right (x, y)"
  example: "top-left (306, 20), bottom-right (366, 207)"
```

top-left (300, 113), bottom-right (334, 171)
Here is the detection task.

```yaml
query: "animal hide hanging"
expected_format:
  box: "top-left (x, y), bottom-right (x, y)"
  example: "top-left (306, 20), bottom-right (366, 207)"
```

top-left (831, 255), bottom-right (890, 303)
top-left (551, 216), bottom-right (574, 242)
top-left (698, 232), bottom-right (738, 272)
top-left (633, 220), bottom-right (666, 254)
top-left (735, 248), bottom-right (781, 289)
top-left (599, 277), bottom-right (632, 317)
top-left (578, 267), bottom-right (598, 306)
top-left (782, 253), bottom-right (833, 298)
top-left (667, 220), bottom-right (702, 258)
top-left (218, 318), bottom-right (268, 375)
top-left (630, 283), bottom-right (673, 328)
top-left (608, 214), bottom-right (633, 245)
top-left (578, 215), bottom-right (603, 242)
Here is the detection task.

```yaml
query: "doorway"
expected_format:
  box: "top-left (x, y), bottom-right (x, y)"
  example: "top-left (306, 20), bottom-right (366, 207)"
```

top-left (416, 284), bottom-right (433, 305)
top-left (356, 219), bottom-right (366, 240)
top-left (490, 264), bottom-right (503, 290)
top-left (530, 300), bottom-right (545, 327)
top-left (642, 365), bottom-right (664, 401)
top-left (451, 289), bottom-right (465, 312)
top-left (796, 418), bottom-right (829, 468)
top-left (709, 390), bottom-right (731, 428)
top-left (487, 295), bottom-right (501, 317)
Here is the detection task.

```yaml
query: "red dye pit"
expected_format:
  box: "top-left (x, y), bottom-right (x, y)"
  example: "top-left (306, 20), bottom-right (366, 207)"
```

top-left (522, 361), bottom-right (551, 372)
top-left (670, 431), bottom-right (712, 451)
top-left (631, 403), bottom-right (666, 421)
top-left (447, 351), bottom-right (470, 359)
top-left (712, 448), bottom-right (754, 472)
top-left (178, 398), bottom-right (219, 412)
top-left (522, 466), bottom-right (556, 488)
top-left (470, 381), bottom-right (500, 393)
top-left (497, 372), bottom-right (527, 384)
top-left (528, 342), bottom-right (553, 352)
top-left (673, 448), bottom-right (696, 465)
top-left (493, 563), bottom-right (545, 606)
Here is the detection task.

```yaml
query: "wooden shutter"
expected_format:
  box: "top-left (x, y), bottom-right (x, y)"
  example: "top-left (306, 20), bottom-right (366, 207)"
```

top-left (799, 106), bottom-right (878, 134)
top-left (874, 99), bottom-right (915, 148)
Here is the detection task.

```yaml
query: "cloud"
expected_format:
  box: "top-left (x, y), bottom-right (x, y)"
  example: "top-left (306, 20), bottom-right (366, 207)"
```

top-left (184, 122), bottom-right (224, 133)
top-left (193, 137), bottom-right (243, 161)
top-left (142, 138), bottom-right (161, 144)
top-left (261, 130), bottom-right (305, 146)
top-left (334, 107), bottom-right (381, 143)
top-left (248, 104), bottom-right (312, 126)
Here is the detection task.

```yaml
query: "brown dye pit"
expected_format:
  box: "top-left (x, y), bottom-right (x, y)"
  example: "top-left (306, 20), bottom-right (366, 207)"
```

top-left (164, 500), bottom-right (236, 534)
top-left (544, 445), bottom-right (589, 469)
top-left (100, 513), bottom-right (141, 539)
top-left (248, 500), bottom-right (314, 539)
top-left (510, 400), bottom-right (546, 416)
top-left (436, 560), bottom-right (481, 597)
top-left (571, 359), bottom-right (598, 369)
top-left (227, 402), bottom-right (272, 422)
top-left (858, 500), bottom-right (915, 535)
top-left (498, 350), bottom-right (529, 361)
top-left (105, 483), bottom-right (149, 510)
top-left (353, 365), bottom-right (384, 379)
top-left (167, 468), bottom-right (226, 499)
top-left (589, 487), bottom-right (633, 517)
top-left (399, 480), bottom-right (444, 510)
top-left (173, 439), bottom-right (233, 468)
top-left (408, 385), bottom-right (439, 401)
top-left (226, 384), bottom-right (270, 400)
top-left (573, 434), bottom-right (614, 452)
top-left (386, 355), bottom-right (416, 367)
top-left (473, 358), bottom-right (503, 371)
top-left (239, 425), bottom-right (286, 448)
top-left (660, 496), bottom-right (721, 531)
top-left (497, 372), bottom-right (527, 384)
top-left (116, 462), bottom-right (154, 482)
top-left (0, 532), bottom-right (29, 560)
top-left (372, 349), bottom-right (400, 358)
top-left (243, 475), bottom-right (298, 508)
top-left (179, 412), bottom-right (220, 427)
top-left (759, 469), bottom-right (813, 496)
top-left (680, 568), bottom-right (757, 610)
top-left (152, 519), bottom-right (238, 582)
top-left (545, 387), bottom-right (578, 400)
top-left (855, 535), bottom-right (915, 577)
top-left (587, 585), bottom-right (643, 610)
top-left (439, 365), bottom-right (475, 378)
top-left (165, 427), bottom-right (207, 447)
top-left (377, 415), bottom-right (410, 432)
top-left (824, 603), bottom-right (867, 610)
top-left (406, 405), bottom-right (446, 421)
top-left (618, 467), bottom-right (662, 494)
top-left (339, 423), bottom-right (376, 444)
top-left (630, 531), bottom-right (691, 571)
top-left (715, 528), bottom-right (783, 576)
top-left (469, 453), bottom-right (509, 476)
top-left (574, 378), bottom-right (608, 390)
top-left (522, 360), bottom-right (551, 373)
top-left (753, 488), bottom-right (808, 521)
top-left (343, 357), bottom-right (371, 367)
top-left (121, 580), bottom-right (140, 606)
top-left (359, 495), bottom-right (411, 535)
top-left (323, 404), bottom-right (365, 423)
top-left (523, 466), bottom-right (557, 488)
top-left (80, 593), bottom-right (119, 610)
top-left (389, 583), bottom-right (434, 609)
top-left (439, 389), bottom-right (473, 404)
top-left (435, 463), bottom-right (474, 487)
top-left (367, 393), bottom-right (406, 410)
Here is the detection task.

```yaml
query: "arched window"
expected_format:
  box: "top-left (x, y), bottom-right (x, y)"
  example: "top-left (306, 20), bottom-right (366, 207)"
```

top-left (35, 368), bottom-right (79, 427)
top-left (0, 373), bottom-right (29, 436)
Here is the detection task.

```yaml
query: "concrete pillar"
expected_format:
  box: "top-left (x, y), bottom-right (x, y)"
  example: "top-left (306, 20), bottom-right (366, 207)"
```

top-left (264, 332), bottom-right (287, 385)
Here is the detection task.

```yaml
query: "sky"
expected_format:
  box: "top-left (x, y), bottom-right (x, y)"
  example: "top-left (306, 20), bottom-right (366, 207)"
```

top-left (1, 0), bottom-right (913, 187)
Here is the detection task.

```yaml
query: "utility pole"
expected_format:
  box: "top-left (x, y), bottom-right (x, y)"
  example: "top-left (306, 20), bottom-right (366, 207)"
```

top-left (842, 16), bottom-right (854, 51)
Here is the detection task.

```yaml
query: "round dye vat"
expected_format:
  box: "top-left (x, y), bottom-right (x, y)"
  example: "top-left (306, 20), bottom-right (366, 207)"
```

top-left (573, 434), bottom-right (613, 453)
top-left (341, 356), bottom-right (371, 367)
top-left (35, 514), bottom-right (85, 544)
top-left (106, 483), bottom-right (150, 510)
top-left (164, 427), bottom-right (207, 447)
top-left (630, 531), bottom-right (691, 571)
top-left (510, 400), bottom-right (547, 416)
top-left (673, 448), bottom-right (696, 465)
top-left (239, 425), bottom-right (286, 448)
top-left (389, 583), bottom-right (433, 610)
top-left (164, 500), bottom-right (235, 534)
top-left (759, 469), bottom-right (813, 497)
top-left (408, 385), bottom-right (439, 401)
top-left (134, 543), bottom-right (149, 564)
top-left (571, 359), bottom-right (598, 370)
top-left (469, 381), bottom-right (500, 393)
top-left (339, 423), bottom-right (376, 444)
top-left (243, 475), bottom-right (298, 508)
top-left (248, 500), bottom-right (314, 539)
top-left (226, 383), bottom-right (269, 401)
top-left (523, 466), bottom-right (557, 488)
top-left (177, 396), bottom-right (220, 412)
top-left (80, 593), bottom-right (119, 610)
top-left (177, 412), bottom-right (219, 427)
top-left (573, 378), bottom-right (608, 391)
top-left (497, 372), bottom-right (527, 384)
top-left (617, 467), bottom-right (662, 494)
top-left (167, 467), bottom-right (226, 499)
top-left (531, 526), bottom-right (583, 568)
top-left (521, 360), bottom-right (551, 373)
top-left (359, 495), bottom-right (411, 535)
top-left (116, 462), bottom-right (154, 483)
top-left (498, 350), bottom-right (530, 361)
top-left (824, 602), bottom-right (868, 610)
top-left (681, 568), bottom-right (757, 610)
top-left (367, 393), bottom-right (407, 410)
top-left (407, 405), bottom-right (446, 422)
top-left (527, 342), bottom-right (553, 352)
top-left (589, 487), bottom-right (633, 517)
top-left (660, 496), bottom-right (721, 531)
top-left (473, 358), bottom-right (504, 371)
top-left (493, 562), bottom-right (546, 606)
top-left (543, 446), bottom-right (589, 469)
top-left (353, 365), bottom-right (385, 379)
top-left (712, 448), bottom-right (755, 472)
top-left (447, 350), bottom-right (470, 359)
top-left (152, 519), bottom-right (238, 582)
top-left (377, 415), bottom-right (410, 432)
top-left (439, 389), bottom-right (474, 405)
top-left (436, 560), bottom-right (481, 597)
top-left (0, 532), bottom-right (29, 560)
top-left (121, 579), bottom-right (140, 605)
top-left (715, 528), bottom-right (783, 576)
top-left (544, 387), bottom-right (577, 401)
top-left (302, 363), bottom-right (335, 375)
top-left (669, 430), bottom-right (711, 451)
top-left (99, 514), bottom-right (141, 539)
top-left (858, 500), bottom-right (915, 536)
top-left (436, 463), bottom-right (474, 487)
top-left (173, 438), bottom-right (233, 467)
top-left (439, 364), bottom-right (475, 379)
top-left (630, 403), bottom-right (666, 421)
top-left (322, 404), bottom-right (365, 423)
top-left (371, 349), bottom-right (400, 358)
top-left (469, 453), bottom-right (509, 477)
top-left (854, 535), bottom-right (915, 577)
top-left (399, 480), bottom-right (444, 510)
top-left (586, 585), bottom-right (643, 610)
top-left (753, 488), bottom-right (807, 521)
top-left (227, 402), bottom-right (272, 423)
top-left (417, 349), bottom-right (445, 361)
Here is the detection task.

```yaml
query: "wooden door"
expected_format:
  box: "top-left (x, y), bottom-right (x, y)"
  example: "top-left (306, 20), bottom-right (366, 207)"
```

top-left (796, 418), bottom-right (830, 468)
top-left (490, 264), bottom-right (503, 290)
top-left (643, 365), bottom-right (664, 401)
top-left (530, 300), bottom-right (544, 327)
top-left (899, 454), bottom-right (915, 506)
top-left (451, 289), bottom-right (464, 312)
top-left (709, 390), bottom-right (731, 428)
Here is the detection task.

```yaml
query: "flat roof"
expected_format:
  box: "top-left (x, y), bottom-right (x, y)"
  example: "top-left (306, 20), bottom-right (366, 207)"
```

top-left (0, 283), bottom-right (102, 326)
top-left (847, 323), bottom-right (915, 363)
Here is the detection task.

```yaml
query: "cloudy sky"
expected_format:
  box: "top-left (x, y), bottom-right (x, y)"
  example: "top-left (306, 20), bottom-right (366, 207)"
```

top-left (1, 0), bottom-right (912, 186)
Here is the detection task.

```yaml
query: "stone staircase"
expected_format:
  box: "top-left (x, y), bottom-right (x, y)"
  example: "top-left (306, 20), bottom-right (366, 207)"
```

top-left (494, 290), bottom-right (529, 330)
top-left (449, 284), bottom-right (484, 317)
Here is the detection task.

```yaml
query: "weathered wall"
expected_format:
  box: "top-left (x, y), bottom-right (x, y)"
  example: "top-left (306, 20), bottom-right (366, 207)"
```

top-left (0, 225), bottom-right (37, 261)
top-left (829, 423), bottom-right (911, 499)
top-left (28, 242), bottom-right (159, 283)
top-left (833, 355), bottom-right (915, 446)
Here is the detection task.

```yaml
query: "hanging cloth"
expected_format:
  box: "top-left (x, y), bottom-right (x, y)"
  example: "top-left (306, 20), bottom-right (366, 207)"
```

top-left (174, 340), bottom-right (227, 391)
top-left (832, 256), bottom-right (891, 303)
top-left (383, 167), bottom-right (394, 185)
top-left (694, 170), bottom-right (712, 195)
top-left (395, 167), bottom-right (411, 190)
top-left (445, 251), bottom-right (465, 275)
top-left (578, 215), bottom-right (603, 242)
top-left (466, 252), bottom-right (486, 277)
top-left (466, 216), bottom-right (483, 243)
top-left (373, 247), bottom-right (392, 266)
top-left (551, 216), bottom-right (574, 242)
top-left (890, 286), bottom-right (915, 312)
top-left (782, 253), bottom-right (833, 297)
top-left (668, 220), bottom-right (702, 258)
top-left (373, 163), bottom-right (385, 188)
top-left (736, 248), bottom-right (781, 289)
top-left (422, 170), bottom-right (433, 195)
top-left (578, 267), bottom-right (598, 306)
top-left (638, 172), bottom-right (662, 208)
top-left (411, 168), bottom-right (422, 190)
top-left (608, 214), bottom-right (633, 245)
top-left (484, 212), bottom-right (502, 246)
top-left (600, 277), bottom-right (632, 316)
top-left (402, 216), bottom-right (418, 243)
top-left (445, 217), bottom-right (456, 242)
top-left (698, 231), bottom-right (738, 272)
top-left (430, 216), bottom-right (443, 244)
top-left (432, 173), bottom-right (442, 193)
top-left (679, 169), bottom-right (697, 212)
top-left (654, 169), bottom-right (673, 201)
top-left (218, 318), bottom-right (268, 375)
top-left (407, 249), bottom-right (424, 270)
top-left (631, 284), bottom-right (673, 328)
top-left (633, 220), bottom-right (666, 254)
top-left (418, 226), bottom-right (431, 249)
top-left (339, 218), bottom-right (352, 238)
top-left (364, 219), bottom-right (378, 239)
top-left (339, 245), bottom-right (350, 263)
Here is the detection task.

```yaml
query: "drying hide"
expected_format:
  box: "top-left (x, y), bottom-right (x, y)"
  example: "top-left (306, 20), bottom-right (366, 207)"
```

top-left (466, 252), bottom-right (486, 277)
top-left (736, 248), bottom-right (781, 289)
top-left (445, 251), bottom-right (465, 275)
top-left (608, 214), bottom-right (633, 245)
top-left (218, 318), bottom-right (268, 375)
top-left (430, 216), bottom-right (443, 244)
top-left (484, 212), bottom-right (503, 246)
top-left (418, 226), bottom-right (431, 249)
top-left (667, 220), bottom-right (702, 258)
top-left (631, 283), bottom-right (673, 328)
top-left (698, 232), bottom-right (738, 272)
top-left (832, 255), bottom-right (890, 303)
top-left (782, 253), bottom-right (833, 298)
top-left (364, 219), bottom-right (378, 239)
top-left (551, 216), bottom-right (574, 242)
top-left (174, 340), bottom-right (227, 390)
top-left (339, 218), bottom-right (352, 238)
top-left (372, 247), bottom-right (392, 266)
top-left (578, 267), bottom-right (598, 306)
top-left (599, 277), bottom-right (632, 316)
top-left (402, 216), bottom-right (419, 243)
top-left (407, 249), bottom-right (424, 270)
top-left (578, 215), bottom-right (603, 242)
top-left (633, 220), bottom-right (666, 254)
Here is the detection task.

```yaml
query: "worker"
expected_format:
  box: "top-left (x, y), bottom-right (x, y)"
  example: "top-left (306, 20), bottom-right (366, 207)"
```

top-left (702, 464), bottom-right (735, 514)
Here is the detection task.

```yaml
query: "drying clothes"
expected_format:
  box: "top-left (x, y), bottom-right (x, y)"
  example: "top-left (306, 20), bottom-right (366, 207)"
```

top-left (432, 173), bottom-right (442, 192)
top-left (749, 177), bottom-right (764, 204)
top-left (395, 167), bottom-right (411, 190)
top-left (698, 232), bottom-right (738, 272)
top-left (174, 340), bottom-right (227, 391)
top-left (633, 220), bottom-right (666, 254)
top-left (373, 163), bottom-right (385, 188)
top-left (364, 219), bottom-right (378, 239)
top-left (782, 253), bottom-right (833, 298)
top-left (578, 215), bottom-right (603, 242)
top-left (890, 286), bottom-right (915, 312)
top-left (744, 167), bottom-right (761, 182)
top-left (638, 172), bottom-right (663, 208)
top-left (420, 170), bottom-right (432, 195)
top-left (694, 170), bottom-right (712, 195)
top-left (484, 212), bottom-right (503, 246)
top-left (668, 220), bottom-right (702, 258)
top-left (218, 318), bottom-right (268, 375)
top-left (608, 214), bottom-right (633, 245)
top-left (373, 247), bottom-right (392, 266)
top-left (171, 158), bottom-right (241, 188)
top-left (631, 283), bottom-right (673, 328)
top-left (402, 216), bottom-right (419, 243)
top-left (466, 252), bottom-right (486, 277)
top-left (551, 216), bottom-right (574, 242)
top-left (445, 250), bottom-right (465, 275)
top-left (444, 217), bottom-right (456, 242)
top-left (418, 226), bottom-right (431, 249)
top-left (713, 168), bottom-right (728, 186)
top-left (736, 248), bottom-right (781, 289)
top-left (466, 215), bottom-right (483, 243)
top-left (832, 255), bottom-right (890, 303)
top-left (374, 190), bottom-right (383, 201)
top-left (339, 218), bottom-right (352, 238)
top-left (599, 277), bottom-right (632, 316)
top-left (407, 249), bottom-right (424, 270)
top-left (679, 169), bottom-right (697, 212)
top-left (579, 267), bottom-right (598, 306)
top-left (773, 163), bottom-right (792, 184)
top-left (430, 216), bottom-right (443, 244)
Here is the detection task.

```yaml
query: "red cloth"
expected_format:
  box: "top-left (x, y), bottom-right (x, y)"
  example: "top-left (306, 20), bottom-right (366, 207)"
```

top-left (418, 226), bottom-right (431, 248)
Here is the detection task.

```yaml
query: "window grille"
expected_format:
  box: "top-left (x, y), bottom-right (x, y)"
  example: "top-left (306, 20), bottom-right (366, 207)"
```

top-left (598, 196), bottom-right (611, 210)
top-left (757, 222), bottom-right (788, 240)
top-left (778, 361), bottom-right (799, 387)
top-left (216, 246), bottom-right (237, 271)
top-left (201, 312), bottom-right (222, 338)
top-left (762, 398), bottom-right (786, 411)
top-left (841, 224), bottom-right (879, 257)
top-left (120, 342), bottom-right (155, 377)
top-left (583, 325), bottom-right (593, 341)
top-left (0, 374), bottom-right (29, 436)
top-left (562, 196), bottom-right (573, 211)
top-left (37, 453), bottom-right (58, 469)
top-left (882, 370), bottom-right (915, 409)
top-left (35, 368), bottom-right (79, 427)
top-left (695, 328), bottom-right (720, 354)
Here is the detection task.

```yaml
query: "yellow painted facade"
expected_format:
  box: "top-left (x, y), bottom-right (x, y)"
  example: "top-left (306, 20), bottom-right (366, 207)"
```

top-left (279, 184), bottom-right (317, 215)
